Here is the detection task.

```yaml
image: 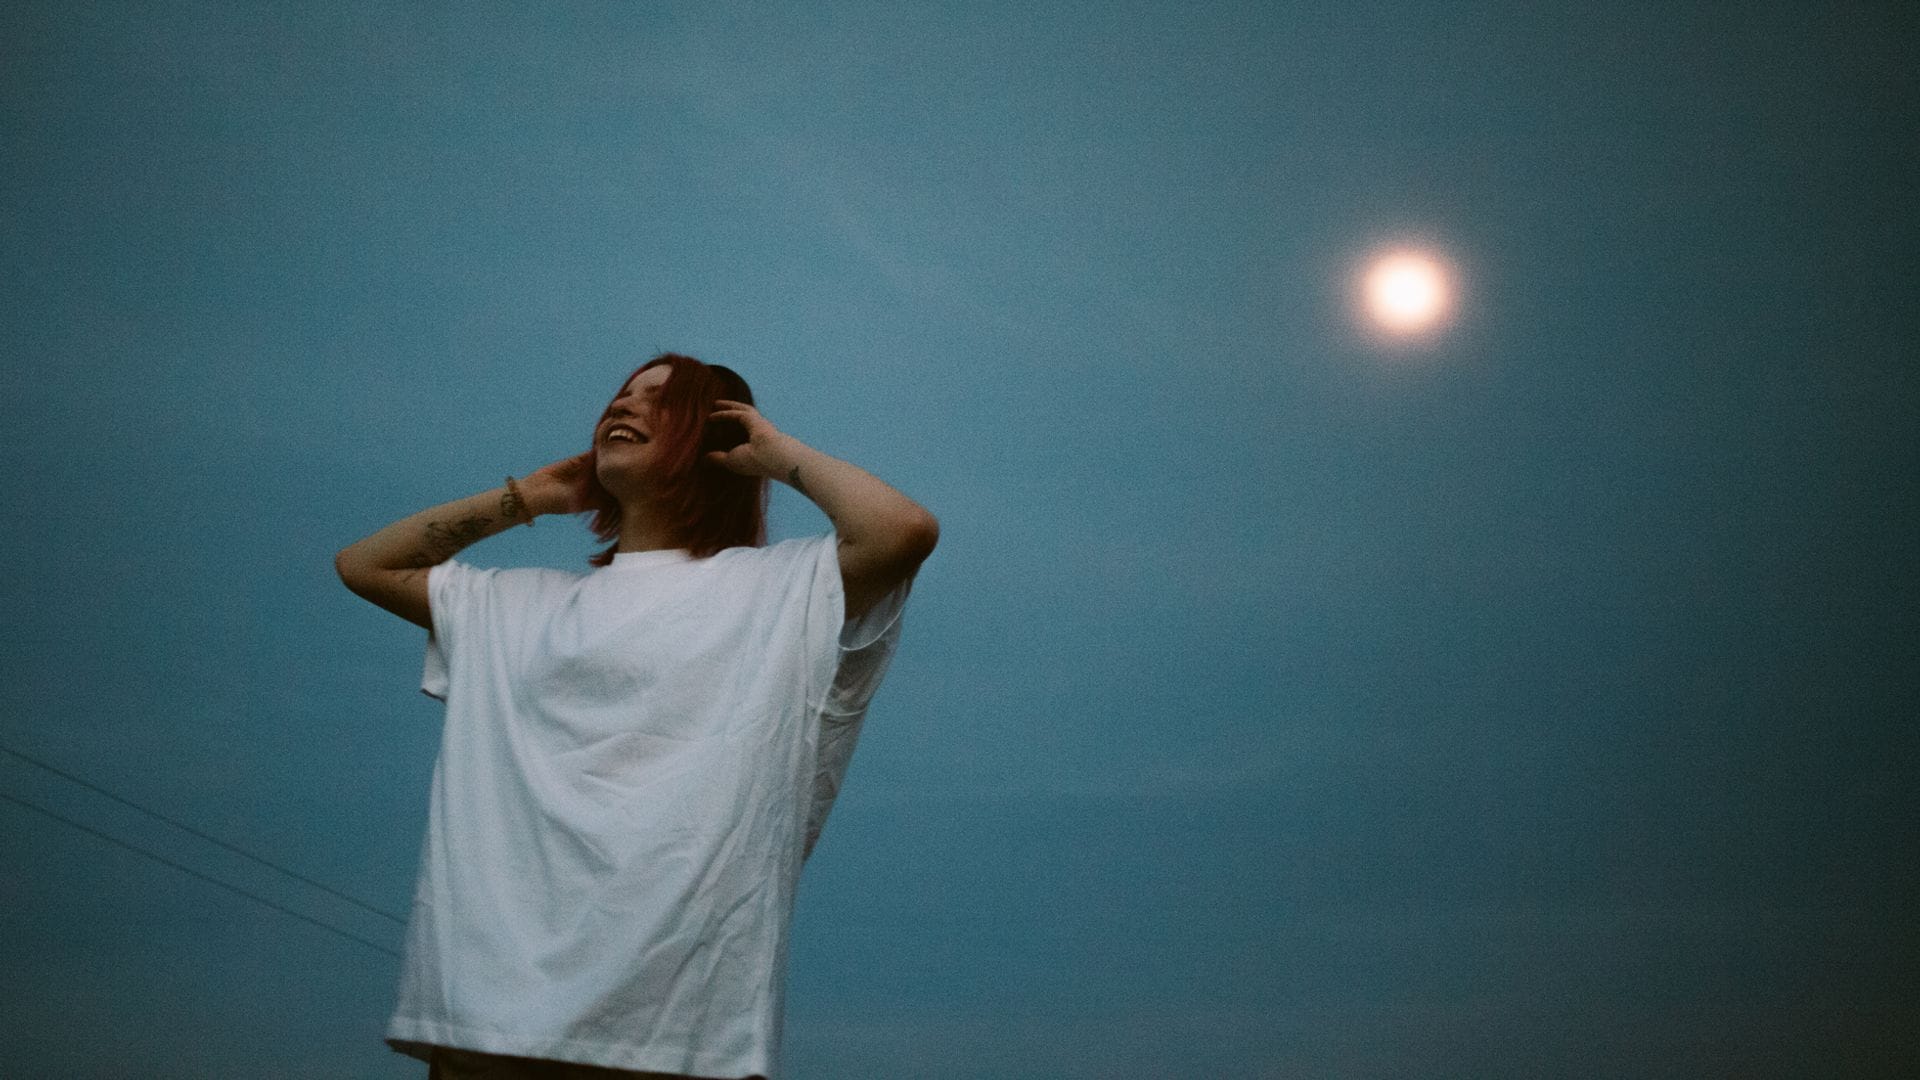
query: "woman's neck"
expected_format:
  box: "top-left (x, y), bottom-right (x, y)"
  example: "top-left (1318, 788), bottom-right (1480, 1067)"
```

top-left (614, 501), bottom-right (686, 553)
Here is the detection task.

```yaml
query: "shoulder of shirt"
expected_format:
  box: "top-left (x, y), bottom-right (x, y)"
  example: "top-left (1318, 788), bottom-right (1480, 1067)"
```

top-left (441, 560), bottom-right (586, 587)
top-left (706, 534), bottom-right (830, 563)
top-left (687, 536), bottom-right (828, 583)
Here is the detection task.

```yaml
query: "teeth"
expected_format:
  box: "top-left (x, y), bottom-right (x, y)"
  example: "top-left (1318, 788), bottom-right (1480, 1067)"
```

top-left (608, 426), bottom-right (641, 443)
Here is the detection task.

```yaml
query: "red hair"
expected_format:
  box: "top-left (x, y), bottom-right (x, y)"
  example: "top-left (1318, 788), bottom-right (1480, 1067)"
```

top-left (577, 353), bottom-right (768, 565)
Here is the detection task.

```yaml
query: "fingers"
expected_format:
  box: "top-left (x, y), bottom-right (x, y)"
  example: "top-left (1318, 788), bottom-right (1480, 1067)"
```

top-left (709, 399), bottom-right (760, 418)
top-left (704, 449), bottom-right (752, 475)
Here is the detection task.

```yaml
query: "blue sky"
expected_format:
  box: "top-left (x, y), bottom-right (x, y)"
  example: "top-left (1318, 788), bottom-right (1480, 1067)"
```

top-left (3, 2), bottom-right (1915, 1077)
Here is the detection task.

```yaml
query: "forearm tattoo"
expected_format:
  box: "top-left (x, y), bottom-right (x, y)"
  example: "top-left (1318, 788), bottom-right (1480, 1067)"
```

top-left (402, 513), bottom-right (492, 568)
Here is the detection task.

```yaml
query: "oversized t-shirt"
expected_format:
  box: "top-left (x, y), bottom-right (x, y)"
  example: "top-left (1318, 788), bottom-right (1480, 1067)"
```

top-left (386, 534), bottom-right (910, 1079)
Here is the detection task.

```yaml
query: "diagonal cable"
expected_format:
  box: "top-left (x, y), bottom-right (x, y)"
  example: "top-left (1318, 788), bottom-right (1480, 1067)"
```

top-left (1, 790), bottom-right (400, 959)
top-left (0, 742), bottom-right (405, 924)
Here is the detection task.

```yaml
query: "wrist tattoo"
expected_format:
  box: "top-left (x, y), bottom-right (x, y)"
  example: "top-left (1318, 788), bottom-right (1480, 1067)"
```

top-left (787, 464), bottom-right (842, 528)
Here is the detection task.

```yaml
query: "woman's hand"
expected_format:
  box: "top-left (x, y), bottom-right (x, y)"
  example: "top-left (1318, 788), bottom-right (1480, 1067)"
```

top-left (705, 400), bottom-right (803, 480)
top-left (705, 401), bottom-right (939, 620)
top-left (519, 451), bottom-right (595, 516)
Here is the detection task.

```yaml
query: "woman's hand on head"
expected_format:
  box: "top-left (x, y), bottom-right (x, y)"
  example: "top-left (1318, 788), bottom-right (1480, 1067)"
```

top-left (705, 400), bottom-right (801, 479)
top-left (520, 452), bottom-right (595, 516)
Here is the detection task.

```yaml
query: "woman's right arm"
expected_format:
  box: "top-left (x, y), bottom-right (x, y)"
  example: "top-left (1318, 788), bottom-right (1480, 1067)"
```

top-left (334, 455), bottom-right (588, 629)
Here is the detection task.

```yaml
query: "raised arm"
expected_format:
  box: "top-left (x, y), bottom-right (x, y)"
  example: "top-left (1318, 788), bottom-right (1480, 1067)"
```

top-left (334, 454), bottom-right (589, 629)
top-left (706, 401), bottom-right (938, 620)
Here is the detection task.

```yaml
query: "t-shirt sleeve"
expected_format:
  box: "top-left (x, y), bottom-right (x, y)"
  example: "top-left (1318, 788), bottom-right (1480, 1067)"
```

top-left (829, 551), bottom-right (914, 716)
top-left (419, 561), bottom-right (470, 701)
top-left (801, 534), bottom-right (919, 860)
top-left (839, 561), bottom-right (912, 652)
top-left (420, 560), bottom-right (574, 703)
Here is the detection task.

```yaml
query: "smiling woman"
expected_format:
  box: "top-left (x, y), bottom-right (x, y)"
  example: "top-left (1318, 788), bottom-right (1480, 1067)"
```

top-left (577, 354), bottom-right (764, 565)
top-left (332, 352), bottom-right (938, 1079)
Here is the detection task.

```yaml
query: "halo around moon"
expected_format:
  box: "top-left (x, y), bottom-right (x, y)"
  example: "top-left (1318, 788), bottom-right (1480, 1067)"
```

top-left (1355, 246), bottom-right (1457, 343)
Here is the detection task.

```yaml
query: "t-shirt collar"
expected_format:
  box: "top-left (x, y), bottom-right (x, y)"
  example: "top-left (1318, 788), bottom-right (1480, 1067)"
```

top-left (611, 548), bottom-right (694, 569)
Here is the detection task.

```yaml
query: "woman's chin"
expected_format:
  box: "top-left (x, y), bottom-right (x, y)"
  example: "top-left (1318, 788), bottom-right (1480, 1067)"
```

top-left (594, 462), bottom-right (644, 499)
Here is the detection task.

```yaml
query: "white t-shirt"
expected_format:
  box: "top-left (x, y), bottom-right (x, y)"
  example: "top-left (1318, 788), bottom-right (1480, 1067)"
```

top-left (385, 534), bottom-right (911, 1079)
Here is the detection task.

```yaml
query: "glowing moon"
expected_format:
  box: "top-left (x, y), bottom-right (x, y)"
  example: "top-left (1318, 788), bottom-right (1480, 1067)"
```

top-left (1363, 251), bottom-right (1451, 335)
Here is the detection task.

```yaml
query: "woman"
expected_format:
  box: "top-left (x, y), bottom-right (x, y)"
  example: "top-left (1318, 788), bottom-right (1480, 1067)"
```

top-left (336, 354), bottom-right (938, 1080)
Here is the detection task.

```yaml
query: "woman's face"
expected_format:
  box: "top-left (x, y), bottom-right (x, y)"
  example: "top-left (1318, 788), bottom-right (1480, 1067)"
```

top-left (594, 364), bottom-right (673, 489)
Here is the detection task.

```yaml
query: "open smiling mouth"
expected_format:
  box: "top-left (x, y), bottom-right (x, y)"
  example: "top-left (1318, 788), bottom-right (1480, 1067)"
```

top-left (604, 424), bottom-right (649, 445)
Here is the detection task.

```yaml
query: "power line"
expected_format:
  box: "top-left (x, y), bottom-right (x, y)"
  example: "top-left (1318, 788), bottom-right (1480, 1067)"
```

top-left (0, 742), bottom-right (405, 924)
top-left (1, 790), bottom-right (400, 960)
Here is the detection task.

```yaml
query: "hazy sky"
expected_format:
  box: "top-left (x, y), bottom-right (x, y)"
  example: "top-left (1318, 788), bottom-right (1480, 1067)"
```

top-left (3, 3), bottom-right (1915, 1077)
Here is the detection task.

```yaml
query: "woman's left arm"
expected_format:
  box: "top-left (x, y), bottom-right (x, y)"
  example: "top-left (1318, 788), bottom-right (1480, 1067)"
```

top-left (707, 400), bottom-right (939, 620)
